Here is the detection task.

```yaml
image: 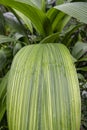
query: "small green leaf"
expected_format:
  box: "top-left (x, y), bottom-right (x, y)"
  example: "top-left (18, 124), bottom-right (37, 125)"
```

top-left (72, 42), bottom-right (87, 59)
top-left (62, 24), bottom-right (83, 46)
top-left (77, 67), bottom-right (87, 71)
top-left (78, 57), bottom-right (87, 62)
top-left (0, 35), bottom-right (15, 44)
top-left (77, 73), bottom-right (85, 81)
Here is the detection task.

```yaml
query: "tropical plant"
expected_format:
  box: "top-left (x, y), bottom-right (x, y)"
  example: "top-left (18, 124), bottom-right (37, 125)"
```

top-left (7, 43), bottom-right (81, 130)
top-left (0, 0), bottom-right (87, 130)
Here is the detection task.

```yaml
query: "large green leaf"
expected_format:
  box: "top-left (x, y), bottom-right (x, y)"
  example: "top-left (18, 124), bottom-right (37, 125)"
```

top-left (0, 0), bottom-right (52, 36)
top-left (7, 43), bottom-right (81, 130)
top-left (55, 2), bottom-right (87, 24)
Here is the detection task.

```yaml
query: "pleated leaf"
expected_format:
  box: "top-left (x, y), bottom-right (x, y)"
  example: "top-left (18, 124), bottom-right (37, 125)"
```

top-left (7, 43), bottom-right (81, 130)
top-left (55, 2), bottom-right (87, 24)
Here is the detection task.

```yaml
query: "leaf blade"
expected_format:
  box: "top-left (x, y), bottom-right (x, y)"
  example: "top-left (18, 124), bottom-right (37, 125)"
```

top-left (55, 2), bottom-right (87, 24)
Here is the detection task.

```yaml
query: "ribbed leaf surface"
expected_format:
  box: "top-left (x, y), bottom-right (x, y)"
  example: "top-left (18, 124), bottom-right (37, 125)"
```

top-left (55, 2), bottom-right (87, 24)
top-left (7, 43), bottom-right (81, 130)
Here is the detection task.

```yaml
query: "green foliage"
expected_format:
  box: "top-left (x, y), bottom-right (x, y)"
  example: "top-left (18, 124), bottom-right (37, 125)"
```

top-left (7, 44), bottom-right (81, 130)
top-left (0, 35), bottom-right (16, 44)
top-left (0, 0), bottom-right (52, 36)
top-left (72, 41), bottom-right (87, 130)
top-left (0, 0), bottom-right (87, 130)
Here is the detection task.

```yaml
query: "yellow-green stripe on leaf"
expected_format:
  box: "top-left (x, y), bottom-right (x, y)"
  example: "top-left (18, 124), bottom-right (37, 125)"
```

top-left (7, 43), bottom-right (81, 130)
